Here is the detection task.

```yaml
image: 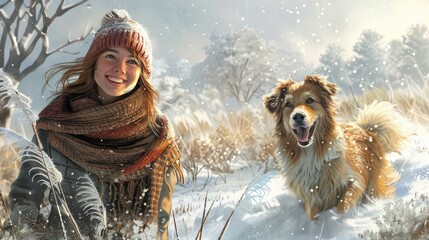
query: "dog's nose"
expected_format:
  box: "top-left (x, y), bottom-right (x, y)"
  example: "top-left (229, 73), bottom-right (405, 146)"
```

top-left (293, 113), bottom-right (306, 124)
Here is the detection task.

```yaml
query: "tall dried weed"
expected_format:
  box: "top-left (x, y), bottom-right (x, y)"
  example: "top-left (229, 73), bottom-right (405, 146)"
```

top-left (338, 79), bottom-right (429, 127)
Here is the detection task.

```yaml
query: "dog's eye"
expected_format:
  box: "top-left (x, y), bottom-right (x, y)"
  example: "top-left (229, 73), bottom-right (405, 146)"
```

top-left (285, 102), bottom-right (293, 108)
top-left (306, 98), bottom-right (314, 104)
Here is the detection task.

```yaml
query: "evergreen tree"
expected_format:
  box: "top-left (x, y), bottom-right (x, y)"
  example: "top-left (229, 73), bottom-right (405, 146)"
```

top-left (315, 44), bottom-right (351, 93)
top-left (152, 59), bottom-right (187, 113)
top-left (385, 39), bottom-right (407, 87)
top-left (276, 46), bottom-right (309, 81)
top-left (348, 30), bottom-right (386, 92)
top-left (400, 24), bottom-right (429, 82)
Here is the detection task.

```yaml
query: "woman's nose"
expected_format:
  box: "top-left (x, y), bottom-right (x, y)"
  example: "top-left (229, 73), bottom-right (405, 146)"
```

top-left (113, 61), bottom-right (126, 74)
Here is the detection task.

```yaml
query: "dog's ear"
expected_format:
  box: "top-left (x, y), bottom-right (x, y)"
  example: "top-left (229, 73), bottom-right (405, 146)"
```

top-left (263, 92), bottom-right (280, 114)
top-left (304, 75), bottom-right (338, 96)
top-left (263, 79), bottom-right (295, 113)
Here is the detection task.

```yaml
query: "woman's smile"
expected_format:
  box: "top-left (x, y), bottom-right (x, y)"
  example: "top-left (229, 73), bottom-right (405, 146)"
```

top-left (106, 76), bottom-right (126, 84)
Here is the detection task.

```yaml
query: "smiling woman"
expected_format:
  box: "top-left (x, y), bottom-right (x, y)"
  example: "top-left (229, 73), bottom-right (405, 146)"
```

top-left (94, 48), bottom-right (142, 104)
top-left (5, 9), bottom-right (183, 240)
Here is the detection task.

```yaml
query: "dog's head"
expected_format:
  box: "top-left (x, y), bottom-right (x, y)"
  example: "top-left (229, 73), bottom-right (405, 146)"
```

top-left (264, 75), bottom-right (337, 147)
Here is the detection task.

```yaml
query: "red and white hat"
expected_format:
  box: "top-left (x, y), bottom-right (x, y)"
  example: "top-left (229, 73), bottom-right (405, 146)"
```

top-left (85, 9), bottom-right (152, 79)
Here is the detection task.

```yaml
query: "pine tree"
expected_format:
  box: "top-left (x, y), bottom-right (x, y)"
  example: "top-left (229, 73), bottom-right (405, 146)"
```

top-left (152, 59), bottom-right (187, 113)
top-left (316, 44), bottom-right (351, 93)
top-left (385, 39), bottom-right (407, 87)
top-left (400, 24), bottom-right (429, 83)
top-left (348, 30), bottom-right (386, 92)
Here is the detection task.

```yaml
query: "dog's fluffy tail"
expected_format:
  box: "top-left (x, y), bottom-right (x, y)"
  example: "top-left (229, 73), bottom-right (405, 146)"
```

top-left (356, 101), bottom-right (410, 153)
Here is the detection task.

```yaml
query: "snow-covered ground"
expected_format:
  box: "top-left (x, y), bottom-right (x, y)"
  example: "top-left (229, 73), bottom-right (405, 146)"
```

top-left (169, 133), bottom-right (429, 240)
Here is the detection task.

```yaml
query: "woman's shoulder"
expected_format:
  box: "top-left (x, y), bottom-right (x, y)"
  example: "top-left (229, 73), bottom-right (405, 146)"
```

top-left (153, 114), bottom-right (177, 138)
top-left (155, 113), bottom-right (169, 123)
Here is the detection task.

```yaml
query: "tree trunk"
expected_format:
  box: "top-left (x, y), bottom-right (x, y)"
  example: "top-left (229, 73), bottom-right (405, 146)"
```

top-left (0, 101), bottom-right (11, 128)
top-left (0, 0), bottom-right (91, 129)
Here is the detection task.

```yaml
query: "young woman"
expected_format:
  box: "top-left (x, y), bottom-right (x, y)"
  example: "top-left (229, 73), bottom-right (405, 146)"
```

top-left (6, 9), bottom-right (183, 239)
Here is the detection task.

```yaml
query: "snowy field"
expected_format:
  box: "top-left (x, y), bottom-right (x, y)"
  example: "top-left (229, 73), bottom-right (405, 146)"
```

top-left (169, 133), bottom-right (429, 240)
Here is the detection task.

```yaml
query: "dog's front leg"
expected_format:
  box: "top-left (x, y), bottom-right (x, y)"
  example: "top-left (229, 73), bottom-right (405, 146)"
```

top-left (336, 180), bottom-right (363, 213)
top-left (304, 201), bottom-right (321, 220)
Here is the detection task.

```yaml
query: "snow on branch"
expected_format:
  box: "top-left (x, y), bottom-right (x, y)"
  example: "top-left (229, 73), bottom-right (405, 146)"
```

top-left (0, 0), bottom-right (92, 81)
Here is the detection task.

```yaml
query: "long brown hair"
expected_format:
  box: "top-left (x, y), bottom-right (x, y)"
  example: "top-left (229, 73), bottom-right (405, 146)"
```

top-left (44, 49), bottom-right (160, 131)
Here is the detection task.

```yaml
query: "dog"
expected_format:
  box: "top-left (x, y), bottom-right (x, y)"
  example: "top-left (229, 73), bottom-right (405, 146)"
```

top-left (263, 75), bottom-right (409, 220)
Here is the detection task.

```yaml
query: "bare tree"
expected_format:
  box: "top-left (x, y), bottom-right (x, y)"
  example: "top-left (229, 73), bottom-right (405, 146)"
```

top-left (0, 0), bottom-right (92, 127)
top-left (202, 27), bottom-right (279, 105)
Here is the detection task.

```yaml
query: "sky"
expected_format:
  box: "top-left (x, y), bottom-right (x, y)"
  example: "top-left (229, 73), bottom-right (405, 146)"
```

top-left (90, 0), bottom-right (429, 64)
top-left (15, 0), bottom-right (429, 112)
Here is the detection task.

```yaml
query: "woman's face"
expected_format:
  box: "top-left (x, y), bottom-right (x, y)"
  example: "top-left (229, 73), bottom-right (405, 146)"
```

top-left (94, 47), bottom-right (142, 104)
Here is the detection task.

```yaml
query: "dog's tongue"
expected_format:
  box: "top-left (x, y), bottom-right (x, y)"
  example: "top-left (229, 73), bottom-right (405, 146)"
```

top-left (296, 127), bottom-right (310, 142)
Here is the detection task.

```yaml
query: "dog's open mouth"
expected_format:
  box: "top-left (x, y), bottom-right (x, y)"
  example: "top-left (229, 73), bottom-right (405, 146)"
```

top-left (292, 122), bottom-right (316, 147)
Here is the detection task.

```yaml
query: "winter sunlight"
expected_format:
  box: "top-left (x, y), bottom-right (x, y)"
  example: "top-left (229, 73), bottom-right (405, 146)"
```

top-left (1, 1), bottom-right (429, 240)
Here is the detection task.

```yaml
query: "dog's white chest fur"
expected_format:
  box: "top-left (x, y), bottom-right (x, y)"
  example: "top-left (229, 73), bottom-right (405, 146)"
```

top-left (278, 136), bottom-right (352, 204)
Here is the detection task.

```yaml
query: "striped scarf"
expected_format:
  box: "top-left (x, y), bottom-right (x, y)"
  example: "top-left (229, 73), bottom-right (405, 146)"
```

top-left (36, 87), bottom-right (183, 228)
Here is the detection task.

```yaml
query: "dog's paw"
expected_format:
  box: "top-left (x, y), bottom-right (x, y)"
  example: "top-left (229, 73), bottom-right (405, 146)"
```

top-left (306, 212), bottom-right (320, 221)
top-left (311, 212), bottom-right (320, 221)
top-left (306, 207), bottom-right (321, 221)
top-left (336, 200), bottom-right (351, 213)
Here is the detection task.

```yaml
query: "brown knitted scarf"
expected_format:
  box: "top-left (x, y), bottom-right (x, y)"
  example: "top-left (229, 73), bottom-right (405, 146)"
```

top-left (36, 87), bottom-right (183, 228)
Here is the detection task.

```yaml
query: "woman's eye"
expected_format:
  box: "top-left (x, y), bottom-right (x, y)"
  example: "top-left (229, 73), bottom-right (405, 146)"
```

top-left (285, 102), bottom-right (293, 108)
top-left (128, 59), bottom-right (139, 65)
top-left (306, 98), bottom-right (314, 104)
top-left (105, 54), bottom-right (115, 60)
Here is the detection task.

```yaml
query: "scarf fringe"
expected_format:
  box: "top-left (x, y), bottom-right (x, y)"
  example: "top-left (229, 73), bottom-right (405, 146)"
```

top-left (106, 141), bottom-right (183, 228)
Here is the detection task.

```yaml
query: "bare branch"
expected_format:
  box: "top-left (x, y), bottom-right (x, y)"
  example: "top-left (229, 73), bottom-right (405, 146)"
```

top-left (1, 1), bottom-right (22, 59)
top-left (19, 1), bottom-right (48, 62)
top-left (20, 26), bottom-right (92, 79)
top-left (0, 1), bottom-right (9, 9)
top-left (245, 82), bottom-right (262, 103)
top-left (0, 10), bottom-right (10, 66)
top-left (2, 0), bottom-right (92, 80)
top-left (49, 0), bottom-right (88, 24)
top-left (0, 0), bottom-right (91, 128)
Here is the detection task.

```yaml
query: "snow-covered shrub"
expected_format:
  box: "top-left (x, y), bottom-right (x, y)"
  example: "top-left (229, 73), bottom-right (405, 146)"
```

top-left (180, 138), bottom-right (211, 183)
top-left (0, 148), bottom-right (19, 228)
top-left (176, 105), bottom-right (281, 184)
top-left (359, 194), bottom-right (429, 240)
top-left (105, 220), bottom-right (157, 240)
top-left (207, 126), bottom-right (237, 175)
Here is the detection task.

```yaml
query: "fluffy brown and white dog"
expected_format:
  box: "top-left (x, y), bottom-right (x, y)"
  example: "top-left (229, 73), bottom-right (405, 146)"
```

top-left (263, 75), bottom-right (409, 220)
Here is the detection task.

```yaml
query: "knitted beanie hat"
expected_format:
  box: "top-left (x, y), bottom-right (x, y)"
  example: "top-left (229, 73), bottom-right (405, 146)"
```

top-left (85, 9), bottom-right (152, 79)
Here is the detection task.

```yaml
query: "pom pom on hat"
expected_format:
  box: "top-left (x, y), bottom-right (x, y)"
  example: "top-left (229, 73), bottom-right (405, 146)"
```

top-left (85, 9), bottom-right (152, 80)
